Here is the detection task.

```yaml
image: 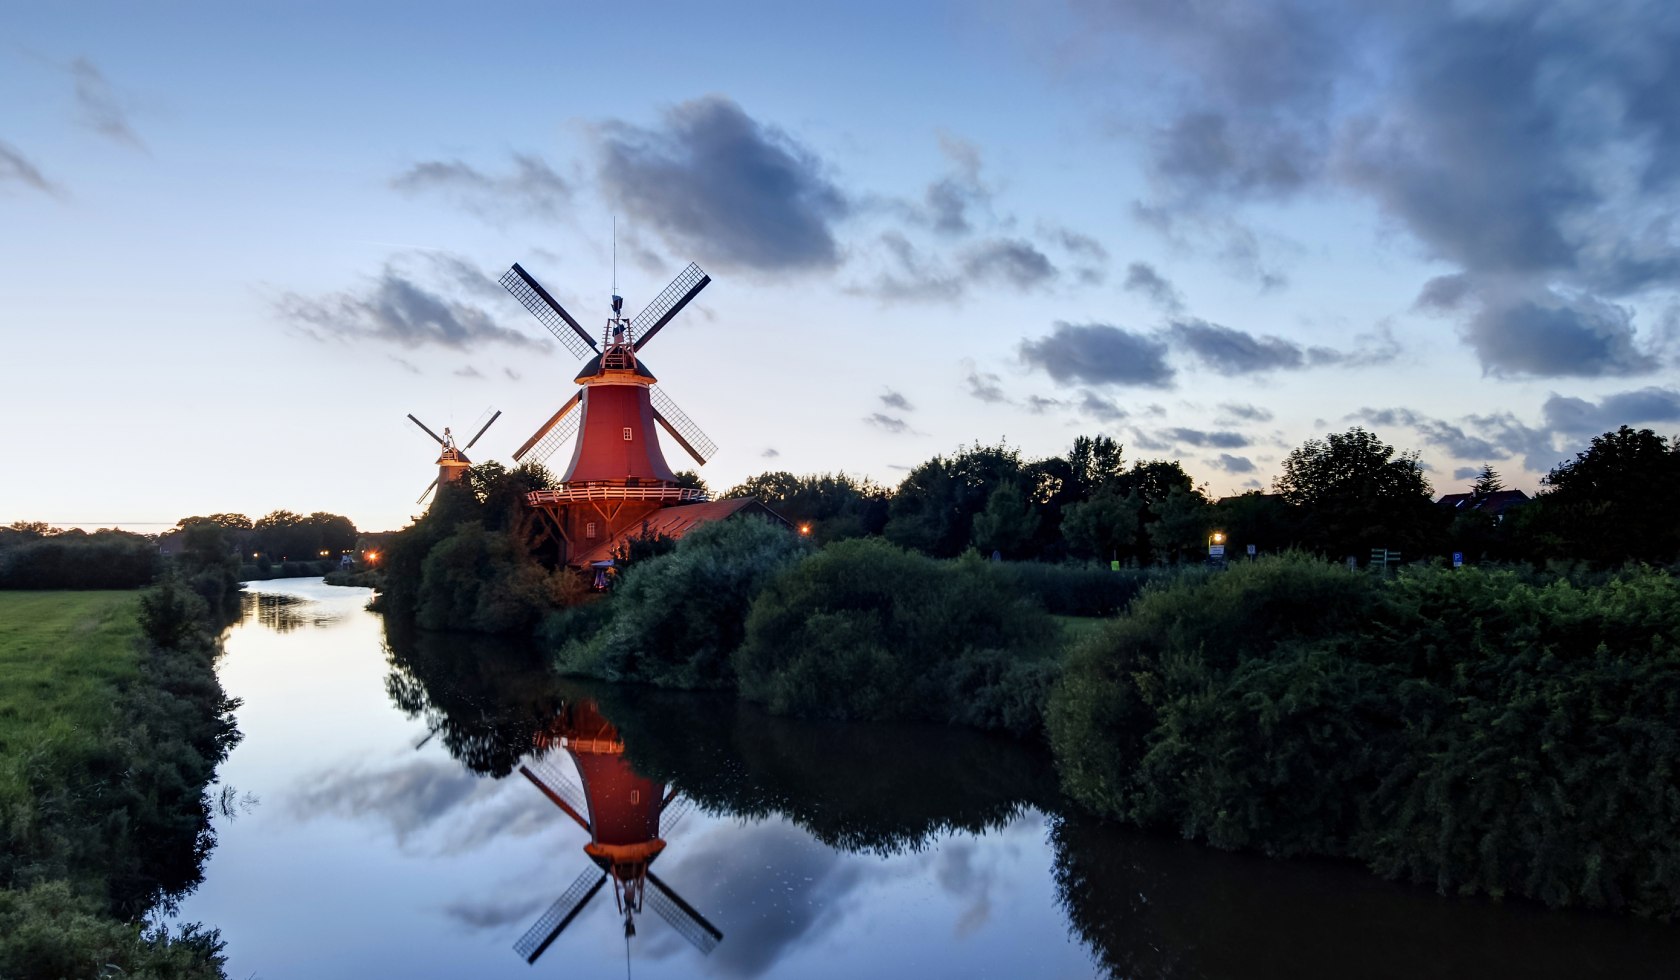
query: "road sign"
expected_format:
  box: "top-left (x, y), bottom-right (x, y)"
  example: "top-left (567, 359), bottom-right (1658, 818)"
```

top-left (1246, 544), bottom-right (1256, 557)
top-left (1452, 551), bottom-right (1463, 568)
top-left (1208, 544), bottom-right (1225, 558)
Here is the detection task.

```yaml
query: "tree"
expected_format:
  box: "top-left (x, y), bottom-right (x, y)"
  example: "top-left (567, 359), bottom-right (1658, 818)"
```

top-left (1274, 427), bottom-right (1444, 559)
top-left (1147, 486), bottom-right (1212, 563)
top-left (1525, 426), bottom-right (1680, 565)
top-left (1470, 464), bottom-right (1505, 500)
top-left (1066, 435), bottom-right (1125, 499)
top-left (970, 481), bottom-right (1041, 558)
top-left (724, 471), bottom-right (889, 543)
top-left (885, 443), bottom-right (1023, 557)
top-left (1061, 487), bottom-right (1143, 562)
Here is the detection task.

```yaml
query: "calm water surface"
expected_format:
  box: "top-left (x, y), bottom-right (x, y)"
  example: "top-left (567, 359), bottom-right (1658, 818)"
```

top-left (171, 579), bottom-right (1680, 979)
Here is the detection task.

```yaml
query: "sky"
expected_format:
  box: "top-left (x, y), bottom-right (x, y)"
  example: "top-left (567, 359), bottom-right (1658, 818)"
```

top-left (4, 1), bottom-right (1678, 532)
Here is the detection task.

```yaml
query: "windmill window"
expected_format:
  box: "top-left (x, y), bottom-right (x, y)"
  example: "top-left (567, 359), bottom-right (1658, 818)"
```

top-left (586, 522), bottom-right (597, 538)
top-left (623, 427), bottom-right (633, 441)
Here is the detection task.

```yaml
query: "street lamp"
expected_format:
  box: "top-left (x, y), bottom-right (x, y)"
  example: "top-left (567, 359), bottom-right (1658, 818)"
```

top-left (1207, 530), bottom-right (1227, 565)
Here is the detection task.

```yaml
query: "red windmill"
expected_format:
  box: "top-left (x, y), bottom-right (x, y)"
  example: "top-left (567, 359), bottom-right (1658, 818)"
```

top-left (515, 701), bottom-right (721, 963)
top-left (499, 261), bottom-right (717, 564)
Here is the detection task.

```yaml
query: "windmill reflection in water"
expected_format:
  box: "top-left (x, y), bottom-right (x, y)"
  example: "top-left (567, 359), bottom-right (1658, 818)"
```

top-left (515, 700), bottom-right (722, 964)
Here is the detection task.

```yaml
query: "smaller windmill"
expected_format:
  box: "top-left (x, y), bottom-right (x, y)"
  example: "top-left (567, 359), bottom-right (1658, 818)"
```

top-left (408, 410), bottom-right (501, 505)
top-left (514, 702), bottom-right (722, 964)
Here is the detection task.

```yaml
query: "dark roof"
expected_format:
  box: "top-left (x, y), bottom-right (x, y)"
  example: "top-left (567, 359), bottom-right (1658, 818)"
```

top-left (1436, 489), bottom-right (1531, 514)
top-left (573, 353), bottom-right (657, 383)
top-left (568, 497), bottom-right (792, 566)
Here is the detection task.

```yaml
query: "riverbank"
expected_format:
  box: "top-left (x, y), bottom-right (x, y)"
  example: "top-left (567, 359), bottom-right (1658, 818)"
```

top-left (0, 582), bottom-right (240, 977)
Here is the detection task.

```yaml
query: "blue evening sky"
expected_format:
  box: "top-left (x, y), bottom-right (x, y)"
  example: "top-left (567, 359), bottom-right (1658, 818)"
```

top-left (4, 1), bottom-right (1676, 530)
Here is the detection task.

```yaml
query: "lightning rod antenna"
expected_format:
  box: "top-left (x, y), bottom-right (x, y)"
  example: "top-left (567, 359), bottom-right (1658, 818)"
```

top-left (612, 216), bottom-right (617, 296)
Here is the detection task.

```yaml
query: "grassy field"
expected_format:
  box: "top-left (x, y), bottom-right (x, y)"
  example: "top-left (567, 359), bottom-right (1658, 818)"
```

top-left (0, 592), bottom-right (140, 786)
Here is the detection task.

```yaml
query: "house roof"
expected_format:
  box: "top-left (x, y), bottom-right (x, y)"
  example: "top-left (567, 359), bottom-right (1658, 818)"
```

top-left (1436, 489), bottom-right (1532, 514)
top-left (567, 497), bottom-right (792, 566)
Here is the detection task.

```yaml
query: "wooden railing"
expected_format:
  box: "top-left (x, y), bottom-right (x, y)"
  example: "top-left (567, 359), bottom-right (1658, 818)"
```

top-left (526, 485), bottom-right (709, 505)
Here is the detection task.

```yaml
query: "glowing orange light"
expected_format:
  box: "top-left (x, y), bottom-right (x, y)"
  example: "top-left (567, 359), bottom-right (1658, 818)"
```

top-left (799, 524), bottom-right (811, 536)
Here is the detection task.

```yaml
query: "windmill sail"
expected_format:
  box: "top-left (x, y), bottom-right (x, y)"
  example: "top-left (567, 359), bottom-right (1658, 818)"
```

top-left (501, 264), bottom-right (599, 359)
top-left (650, 386), bottom-right (718, 465)
top-left (513, 393), bottom-right (583, 464)
top-left (632, 263), bottom-right (709, 351)
top-left (515, 868), bottom-right (608, 964)
top-left (416, 477), bottom-right (439, 505)
top-left (521, 755), bottom-right (590, 825)
top-left (645, 870), bottom-right (723, 955)
top-left (463, 410), bottom-right (501, 450)
top-left (407, 414), bottom-right (447, 446)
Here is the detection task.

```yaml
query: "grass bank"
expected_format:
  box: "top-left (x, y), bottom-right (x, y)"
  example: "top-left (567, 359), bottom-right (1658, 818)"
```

top-left (0, 592), bottom-right (141, 794)
top-left (0, 583), bottom-right (238, 977)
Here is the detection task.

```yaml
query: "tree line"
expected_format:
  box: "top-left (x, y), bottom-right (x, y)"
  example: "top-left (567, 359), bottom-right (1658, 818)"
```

top-left (722, 423), bottom-right (1680, 569)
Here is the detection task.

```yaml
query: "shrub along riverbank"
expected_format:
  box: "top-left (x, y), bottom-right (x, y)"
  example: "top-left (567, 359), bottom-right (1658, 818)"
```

top-left (0, 580), bottom-right (241, 977)
top-left (1049, 555), bottom-right (1680, 917)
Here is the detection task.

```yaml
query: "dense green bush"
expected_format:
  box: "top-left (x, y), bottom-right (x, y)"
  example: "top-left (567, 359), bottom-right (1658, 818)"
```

top-left (415, 522), bottom-right (562, 633)
top-left (1047, 556), bottom-right (1680, 914)
top-left (552, 517), bottom-right (807, 686)
top-left (0, 881), bottom-right (226, 980)
top-left (993, 561), bottom-right (1195, 616)
top-left (0, 533), bottom-right (159, 589)
top-left (735, 539), bottom-right (1060, 733)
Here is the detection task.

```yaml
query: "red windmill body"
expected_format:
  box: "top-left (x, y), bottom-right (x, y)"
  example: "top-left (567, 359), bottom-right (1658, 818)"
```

top-left (500, 262), bottom-right (719, 566)
top-left (516, 700), bottom-right (721, 964)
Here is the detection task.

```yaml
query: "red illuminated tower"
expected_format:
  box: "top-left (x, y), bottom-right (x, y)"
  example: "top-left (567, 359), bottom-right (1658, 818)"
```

top-left (515, 701), bottom-right (722, 964)
top-left (500, 262), bottom-right (719, 564)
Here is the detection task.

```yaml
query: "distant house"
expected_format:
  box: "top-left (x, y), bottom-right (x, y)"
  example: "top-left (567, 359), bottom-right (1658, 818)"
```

top-left (1436, 489), bottom-right (1531, 521)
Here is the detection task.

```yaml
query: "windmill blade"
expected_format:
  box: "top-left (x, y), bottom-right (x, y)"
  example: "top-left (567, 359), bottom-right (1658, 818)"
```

top-left (501, 264), bottom-right (599, 359)
top-left (513, 393), bottom-right (583, 464)
top-left (463, 410), bottom-right (502, 451)
top-left (650, 386), bottom-right (718, 465)
top-left (645, 870), bottom-right (723, 955)
top-left (416, 478), bottom-right (439, 506)
top-left (521, 755), bottom-right (590, 826)
top-left (514, 868), bottom-right (607, 964)
top-left (519, 762), bottom-right (590, 831)
top-left (632, 262), bottom-right (709, 352)
top-left (407, 414), bottom-right (447, 446)
top-left (660, 792), bottom-right (696, 836)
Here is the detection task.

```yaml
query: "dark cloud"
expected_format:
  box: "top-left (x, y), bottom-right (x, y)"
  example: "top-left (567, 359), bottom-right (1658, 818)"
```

top-left (1164, 427), bottom-right (1248, 449)
top-left (1541, 387), bottom-right (1680, 436)
top-left (960, 238), bottom-right (1057, 290)
top-left (880, 388), bottom-right (914, 412)
top-left (1044, 225), bottom-right (1109, 262)
top-left (453, 365), bottom-right (482, 378)
top-left (1019, 321), bottom-right (1175, 388)
top-left (1460, 288), bottom-right (1656, 379)
top-left (1169, 318), bottom-right (1311, 372)
top-left (864, 412), bottom-right (910, 433)
top-left (503, 367), bottom-right (521, 381)
top-left (0, 141), bottom-right (58, 195)
top-left (595, 96), bottom-right (848, 272)
top-left (761, 447), bottom-right (781, 458)
top-left (442, 895), bottom-right (547, 931)
top-left (1154, 111), bottom-right (1319, 200)
top-left (1123, 261), bottom-right (1184, 312)
top-left (389, 356), bottom-right (421, 375)
top-left (962, 364), bottom-right (1009, 404)
top-left (279, 257), bottom-right (543, 352)
top-left (1214, 453), bottom-right (1256, 473)
top-left (1078, 390), bottom-right (1127, 423)
top-left (1346, 405), bottom-right (1566, 472)
top-left (70, 58), bottom-right (144, 149)
top-left (1025, 394), bottom-right (1062, 414)
top-left (391, 154), bottom-right (570, 223)
top-left (1452, 465), bottom-right (1481, 481)
top-left (1169, 317), bottom-right (1395, 374)
top-left (1218, 402), bottom-right (1273, 423)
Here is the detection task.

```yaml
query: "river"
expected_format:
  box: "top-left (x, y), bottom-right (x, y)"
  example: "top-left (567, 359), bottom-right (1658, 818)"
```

top-left (169, 578), bottom-right (1680, 978)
